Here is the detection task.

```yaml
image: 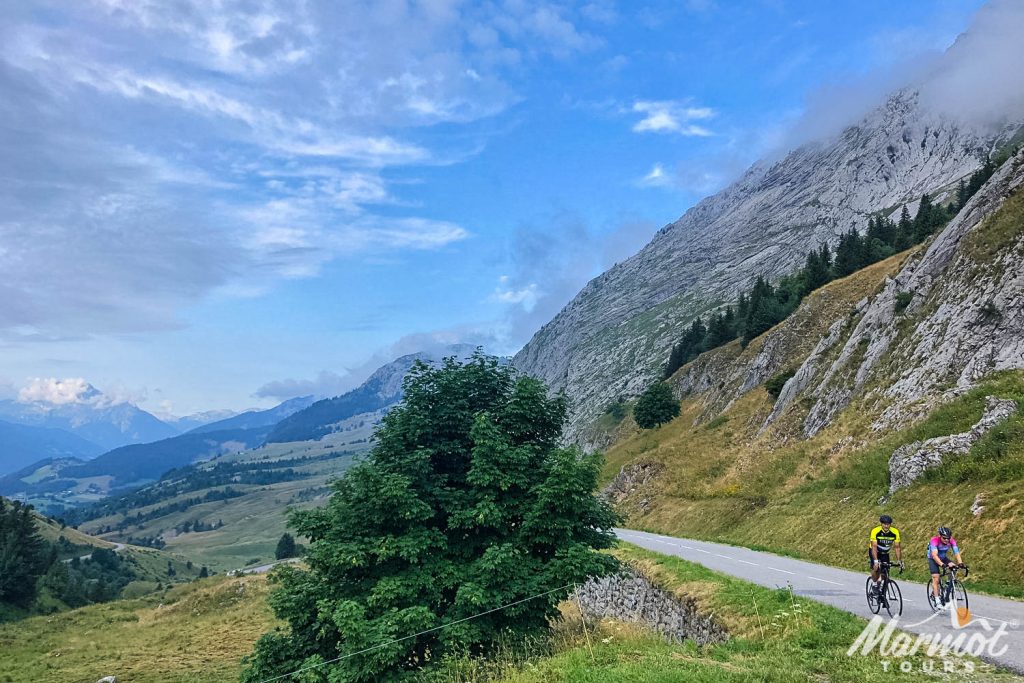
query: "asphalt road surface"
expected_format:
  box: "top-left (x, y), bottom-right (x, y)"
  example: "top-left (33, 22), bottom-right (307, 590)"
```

top-left (617, 528), bottom-right (1024, 675)
top-left (64, 542), bottom-right (126, 563)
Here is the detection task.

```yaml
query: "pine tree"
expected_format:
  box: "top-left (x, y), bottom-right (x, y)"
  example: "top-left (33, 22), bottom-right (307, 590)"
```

top-left (895, 205), bottom-right (913, 250)
top-left (0, 498), bottom-right (49, 608)
top-left (914, 193), bottom-right (935, 240)
top-left (834, 229), bottom-right (867, 276)
top-left (956, 178), bottom-right (969, 211)
top-left (801, 245), bottom-right (831, 295)
top-left (742, 277), bottom-right (785, 345)
top-left (275, 532), bottom-right (296, 560)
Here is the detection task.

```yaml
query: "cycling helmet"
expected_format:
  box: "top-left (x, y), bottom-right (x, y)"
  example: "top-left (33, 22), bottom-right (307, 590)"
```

top-left (879, 515), bottom-right (892, 524)
top-left (938, 526), bottom-right (953, 538)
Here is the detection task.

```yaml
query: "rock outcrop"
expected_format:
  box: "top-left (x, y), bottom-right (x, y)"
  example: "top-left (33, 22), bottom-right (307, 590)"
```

top-left (768, 148), bottom-right (1024, 437)
top-left (600, 462), bottom-right (663, 508)
top-left (514, 90), bottom-right (993, 444)
top-left (887, 397), bottom-right (1017, 495)
top-left (572, 569), bottom-right (728, 645)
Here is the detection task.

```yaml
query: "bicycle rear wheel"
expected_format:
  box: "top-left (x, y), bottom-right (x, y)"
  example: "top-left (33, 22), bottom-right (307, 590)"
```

top-left (866, 577), bottom-right (880, 614)
top-left (883, 580), bottom-right (903, 617)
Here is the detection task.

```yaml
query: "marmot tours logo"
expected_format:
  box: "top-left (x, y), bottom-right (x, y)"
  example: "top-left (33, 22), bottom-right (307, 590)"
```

top-left (846, 607), bottom-right (1015, 674)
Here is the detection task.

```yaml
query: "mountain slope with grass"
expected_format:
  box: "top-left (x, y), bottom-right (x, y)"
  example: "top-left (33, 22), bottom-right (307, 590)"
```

top-left (66, 425), bottom-right (372, 571)
top-left (602, 149), bottom-right (1024, 596)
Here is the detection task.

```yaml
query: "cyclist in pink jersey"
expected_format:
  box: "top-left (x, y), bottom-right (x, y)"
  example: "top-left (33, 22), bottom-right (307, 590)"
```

top-left (928, 526), bottom-right (963, 606)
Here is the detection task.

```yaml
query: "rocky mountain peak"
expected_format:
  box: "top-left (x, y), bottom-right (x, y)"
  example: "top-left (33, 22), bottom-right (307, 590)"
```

top-left (513, 88), bottom-right (1002, 443)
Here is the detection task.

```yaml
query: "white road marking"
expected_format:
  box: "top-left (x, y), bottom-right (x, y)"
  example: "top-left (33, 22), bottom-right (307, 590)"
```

top-left (737, 560), bottom-right (759, 566)
top-left (714, 553), bottom-right (732, 559)
top-left (769, 567), bottom-right (795, 575)
top-left (808, 576), bottom-right (843, 586)
top-left (974, 614), bottom-right (1017, 626)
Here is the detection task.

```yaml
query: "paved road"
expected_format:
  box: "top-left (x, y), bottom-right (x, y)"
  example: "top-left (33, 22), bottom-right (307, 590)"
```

top-left (617, 528), bottom-right (1024, 675)
top-left (64, 542), bottom-right (126, 563)
top-left (232, 557), bottom-right (301, 575)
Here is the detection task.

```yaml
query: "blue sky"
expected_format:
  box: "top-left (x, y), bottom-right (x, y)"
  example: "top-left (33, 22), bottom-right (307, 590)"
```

top-left (0, 0), bottom-right (992, 417)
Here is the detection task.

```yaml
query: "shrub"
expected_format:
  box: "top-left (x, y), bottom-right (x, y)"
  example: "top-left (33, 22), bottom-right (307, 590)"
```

top-left (765, 368), bottom-right (797, 400)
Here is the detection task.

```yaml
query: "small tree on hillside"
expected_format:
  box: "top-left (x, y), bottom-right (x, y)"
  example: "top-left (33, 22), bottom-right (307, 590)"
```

top-left (242, 355), bottom-right (619, 683)
top-left (634, 381), bottom-right (680, 429)
top-left (275, 532), bottom-right (296, 560)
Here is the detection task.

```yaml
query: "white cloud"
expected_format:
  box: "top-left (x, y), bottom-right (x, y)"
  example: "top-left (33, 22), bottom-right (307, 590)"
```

top-left (917, 0), bottom-right (1024, 127)
top-left (494, 214), bottom-right (657, 348)
top-left (773, 0), bottom-right (1024, 153)
top-left (632, 100), bottom-right (715, 136)
top-left (16, 377), bottom-right (147, 407)
top-left (18, 378), bottom-right (97, 405)
top-left (491, 278), bottom-right (540, 310)
top-left (255, 370), bottom-right (355, 401)
top-left (638, 163), bottom-right (671, 188)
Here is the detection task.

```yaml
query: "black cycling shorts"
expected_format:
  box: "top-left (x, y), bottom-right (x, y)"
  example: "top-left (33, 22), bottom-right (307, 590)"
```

top-left (928, 556), bottom-right (949, 574)
top-left (869, 549), bottom-right (890, 569)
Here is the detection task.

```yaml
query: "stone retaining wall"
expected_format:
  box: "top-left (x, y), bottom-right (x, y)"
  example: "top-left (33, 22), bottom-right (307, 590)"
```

top-left (572, 569), bottom-right (728, 645)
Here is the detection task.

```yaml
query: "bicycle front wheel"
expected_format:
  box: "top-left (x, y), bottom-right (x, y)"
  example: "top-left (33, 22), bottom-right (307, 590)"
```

top-left (926, 582), bottom-right (940, 613)
top-left (866, 577), bottom-right (880, 614)
top-left (884, 580), bottom-right (903, 617)
top-left (952, 580), bottom-right (969, 613)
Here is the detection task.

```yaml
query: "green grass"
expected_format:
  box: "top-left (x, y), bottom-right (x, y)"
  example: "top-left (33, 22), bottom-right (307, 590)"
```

top-left (467, 544), bottom-right (1017, 682)
top-left (821, 374), bottom-right (1024, 494)
top-left (4, 544), bottom-right (1017, 682)
top-left (0, 574), bottom-right (276, 683)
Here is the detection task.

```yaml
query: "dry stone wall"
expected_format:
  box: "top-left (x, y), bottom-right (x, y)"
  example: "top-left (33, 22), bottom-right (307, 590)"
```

top-left (572, 570), bottom-right (728, 646)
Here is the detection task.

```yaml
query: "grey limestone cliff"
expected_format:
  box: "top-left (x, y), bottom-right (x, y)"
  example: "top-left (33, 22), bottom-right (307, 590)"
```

top-left (514, 91), bottom-right (990, 444)
top-left (768, 147), bottom-right (1024, 437)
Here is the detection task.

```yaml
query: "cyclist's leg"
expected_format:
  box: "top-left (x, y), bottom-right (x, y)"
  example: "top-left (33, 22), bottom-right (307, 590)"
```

top-left (928, 557), bottom-right (943, 599)
top-left (875, 553), bottom-right (889, 592)
top-left (868, 549), bottom-right (880, 582)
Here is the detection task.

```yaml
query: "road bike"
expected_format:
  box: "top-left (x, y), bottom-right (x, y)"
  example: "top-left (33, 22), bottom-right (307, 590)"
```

top-left (927, 563), bottom-right (969, 613)
top-left (866, 560), bottom-right (903, 617)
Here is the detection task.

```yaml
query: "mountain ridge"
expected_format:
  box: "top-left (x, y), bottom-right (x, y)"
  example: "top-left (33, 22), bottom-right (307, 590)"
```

top-left (513, 89), bottom-right (1010, 444)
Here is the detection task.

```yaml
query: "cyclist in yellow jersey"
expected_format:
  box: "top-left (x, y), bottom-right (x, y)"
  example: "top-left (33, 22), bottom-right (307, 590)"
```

top-left (869, 514), bottom-right (903, 594)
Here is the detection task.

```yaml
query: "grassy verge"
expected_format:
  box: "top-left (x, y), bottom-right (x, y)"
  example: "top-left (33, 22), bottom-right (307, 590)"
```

top-left (472, 544), bottom-right (1015, 682)
top-left (0, 574), bottom-right (275, 683)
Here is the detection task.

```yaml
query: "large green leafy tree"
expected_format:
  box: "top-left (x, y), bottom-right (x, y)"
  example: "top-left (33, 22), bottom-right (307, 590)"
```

top-left (242, 355), bottom-right (618, 682)
top-left (633, 381), bottom-right (680, 430)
